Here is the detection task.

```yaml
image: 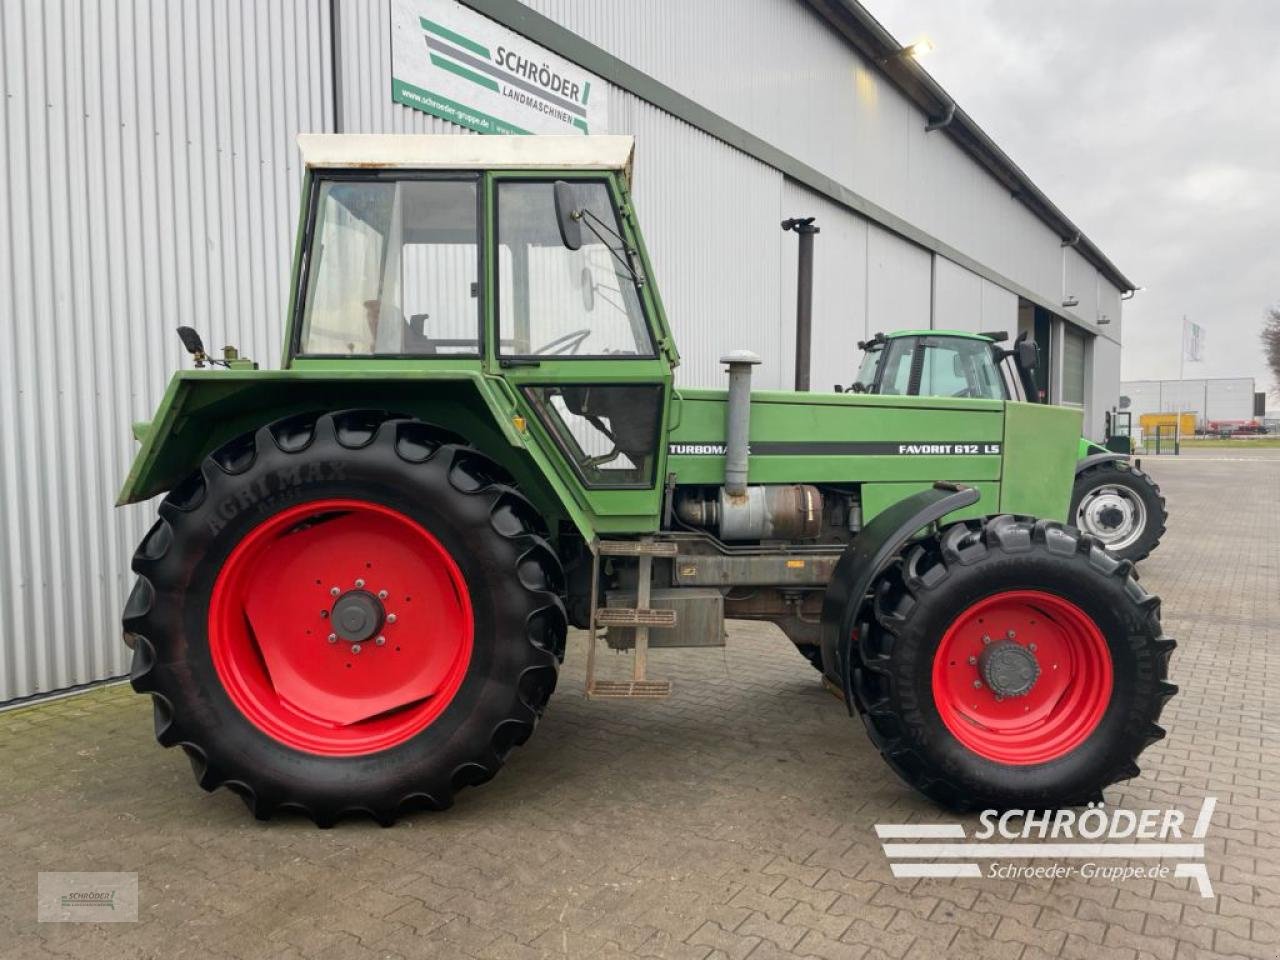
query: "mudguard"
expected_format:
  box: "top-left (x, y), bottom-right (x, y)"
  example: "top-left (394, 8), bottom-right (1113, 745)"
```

top-left (819, 482), bottom-right (981, 713)
top-left (1075, 451), bottom-right (1128, 475)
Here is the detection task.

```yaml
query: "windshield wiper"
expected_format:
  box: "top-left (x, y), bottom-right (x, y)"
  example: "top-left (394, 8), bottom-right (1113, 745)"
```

top-left (575, 209), bottom-right (647, 286)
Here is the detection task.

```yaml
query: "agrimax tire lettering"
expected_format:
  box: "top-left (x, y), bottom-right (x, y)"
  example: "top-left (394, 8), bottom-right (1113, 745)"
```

top-left (206, 461), bottom-right (348, 535)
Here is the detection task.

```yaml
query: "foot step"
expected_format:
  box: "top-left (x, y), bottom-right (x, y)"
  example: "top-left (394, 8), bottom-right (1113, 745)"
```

top-left (587, 680), bottom-right (672, 699)
top-left (597, 540), bottom-right (679, 557)
top-left (596, 607), bottom-right (677, 628)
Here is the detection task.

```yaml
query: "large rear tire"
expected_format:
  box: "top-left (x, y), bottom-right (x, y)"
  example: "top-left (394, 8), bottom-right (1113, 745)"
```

top-left (1070, 461), bottom-right (1167, 563)
top-left (123, 410), bottom-right (566, 826)
top-left (851, 515), bottom-right (1176, 810)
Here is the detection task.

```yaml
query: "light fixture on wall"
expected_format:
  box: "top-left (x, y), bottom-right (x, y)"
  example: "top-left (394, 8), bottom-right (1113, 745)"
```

top-left (879, 37), bottom-right (935, 63)
top-left (1063, 295), bottom-right (1080, 308)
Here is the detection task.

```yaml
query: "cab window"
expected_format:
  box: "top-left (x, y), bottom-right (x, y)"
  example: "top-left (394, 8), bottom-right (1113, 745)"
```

top-left (918, 338), bottom-right (1005, 399)
top-left (298, 177), bottom-right (480, 356)
top-left (496, 180), bottom-right (654, 358)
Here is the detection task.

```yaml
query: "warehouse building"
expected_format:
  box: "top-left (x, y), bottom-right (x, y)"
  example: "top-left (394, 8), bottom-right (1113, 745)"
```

top-left (0, 0), bottom-right (1135, 702)
top-left (1121, 378), bottom-right (1264, 431)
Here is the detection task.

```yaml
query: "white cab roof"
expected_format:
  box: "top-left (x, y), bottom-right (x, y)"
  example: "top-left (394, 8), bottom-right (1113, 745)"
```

top-left (297, 134), bottom-right (635, 181)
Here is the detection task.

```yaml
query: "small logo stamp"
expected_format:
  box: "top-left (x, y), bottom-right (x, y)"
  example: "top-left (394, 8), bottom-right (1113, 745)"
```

top-left (38, 872), bottom-right (139, 922)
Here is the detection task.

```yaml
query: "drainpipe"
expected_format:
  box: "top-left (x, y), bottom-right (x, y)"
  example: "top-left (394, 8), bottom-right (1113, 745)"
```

top-left (781, 217), bottom-right (819, 391)
top-left (720, 351), bottom-right (761, 497)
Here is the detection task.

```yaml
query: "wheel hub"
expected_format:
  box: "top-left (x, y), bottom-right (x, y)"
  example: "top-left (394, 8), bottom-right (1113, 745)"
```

top-left (331, 590), bottom-right (384, 642)
top-left (1096, 505), bottom-right (1126, 530)
top-left (978, 639), bottom-right (1040, 698)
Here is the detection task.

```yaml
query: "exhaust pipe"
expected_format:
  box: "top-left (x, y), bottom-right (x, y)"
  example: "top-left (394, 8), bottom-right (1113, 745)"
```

top-left (782, 217), bottom-right (819, 392)
top-left (721, 351), bottom-right (761, 497)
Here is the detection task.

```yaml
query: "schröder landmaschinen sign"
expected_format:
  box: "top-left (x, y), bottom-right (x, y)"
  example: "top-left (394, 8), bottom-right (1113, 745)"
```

top-left (390, 0), bottom-right (607, 135)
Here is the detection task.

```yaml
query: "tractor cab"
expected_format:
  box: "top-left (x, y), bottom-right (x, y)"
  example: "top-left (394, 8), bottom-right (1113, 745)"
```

top-left (849, 329), bottom-right (1039, 402)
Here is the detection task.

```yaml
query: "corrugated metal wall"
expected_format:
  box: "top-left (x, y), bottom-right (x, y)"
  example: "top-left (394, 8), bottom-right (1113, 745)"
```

top-left (1120, 379), bottom-right (1257, 426)
top-left (0, 0), bottom-right (333, 701)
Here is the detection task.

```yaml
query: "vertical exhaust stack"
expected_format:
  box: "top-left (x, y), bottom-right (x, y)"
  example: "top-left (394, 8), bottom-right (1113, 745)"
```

top-left (721, 351), bottom-right (761, 497)
top-left (782, 217), bottom-right (819, 392)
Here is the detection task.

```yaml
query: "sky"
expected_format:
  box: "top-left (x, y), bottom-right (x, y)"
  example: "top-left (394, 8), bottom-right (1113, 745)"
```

top-left (866, 0), bottom-right (1280, 395)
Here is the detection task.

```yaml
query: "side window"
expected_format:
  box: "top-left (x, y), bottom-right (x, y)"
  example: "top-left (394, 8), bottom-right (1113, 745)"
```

top-left (299, 178), bottom-right (479, 356)
top-left (497, 181), bottom-right (654, 358)
top-left (919, 344), bottom-right (970, 397)
top-left (522, 385), bottom-right (663, 487)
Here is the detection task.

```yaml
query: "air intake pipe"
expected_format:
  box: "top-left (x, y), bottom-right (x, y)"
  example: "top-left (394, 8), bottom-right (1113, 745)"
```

top-left (720, 351), bottom-right (761, 497)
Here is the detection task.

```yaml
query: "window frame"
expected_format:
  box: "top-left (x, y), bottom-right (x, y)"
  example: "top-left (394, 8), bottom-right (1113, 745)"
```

top-left (493, 177), bottom-right (658, 362)
top-left (291, 170), bottom-right (485, 361)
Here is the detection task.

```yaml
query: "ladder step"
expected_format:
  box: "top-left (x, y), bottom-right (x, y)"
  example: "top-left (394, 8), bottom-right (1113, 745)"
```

top-left (587, 680), bottom-right (672, 700)
top-left (597, 540), bottom-right (679, 557)
top-left (596, 607), bottom-right (678, 628)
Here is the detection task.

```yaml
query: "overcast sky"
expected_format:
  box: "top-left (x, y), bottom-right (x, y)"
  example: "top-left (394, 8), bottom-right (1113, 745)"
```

top-left (867, 0), bottom-right (1280, 393)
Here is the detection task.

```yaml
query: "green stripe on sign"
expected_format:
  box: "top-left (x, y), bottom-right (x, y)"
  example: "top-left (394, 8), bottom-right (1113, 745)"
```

top-left (429, 53), bottom-right (499, 93)
top-left (392, 78), bottom-right (530, 135)
top-left (572, 117), bottom-right (588, 133)
top-left (581, 80), bottom-right (591, 104)
top-left (419, 17), bottom-right (490, 58)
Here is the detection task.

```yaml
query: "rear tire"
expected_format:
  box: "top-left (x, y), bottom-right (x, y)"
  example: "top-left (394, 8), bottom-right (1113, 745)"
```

top-left (850, 515), bottom-right (1176, 811)
top-left (1070, 461), bottom-right (1166, 563)
top-left (122, 410), bottom-right (566, 826)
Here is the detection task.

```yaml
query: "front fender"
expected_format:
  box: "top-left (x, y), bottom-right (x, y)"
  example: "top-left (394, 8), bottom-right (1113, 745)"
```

top-left (820, 482), bottom-right (981, 713)
top-left (1075, 451), bottom-right (1128, 475)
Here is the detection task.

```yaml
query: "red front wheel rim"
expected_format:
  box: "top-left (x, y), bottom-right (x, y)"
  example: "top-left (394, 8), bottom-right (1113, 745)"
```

top-left (208, 499), bottom-right (473, 756)
top-left (931, 590), bottom-right (1112, 765)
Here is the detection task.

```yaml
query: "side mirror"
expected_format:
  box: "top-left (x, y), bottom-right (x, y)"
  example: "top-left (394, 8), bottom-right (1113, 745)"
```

top-left (176, 326), bottom-right (205, 357)
top-left (1014, 336), bottom-right (1038, 372)
top-left (553, 181), bottom-right (583, 251)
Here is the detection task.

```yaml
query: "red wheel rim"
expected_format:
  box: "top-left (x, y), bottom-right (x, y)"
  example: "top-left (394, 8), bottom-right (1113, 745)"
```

top-left (208, 499), bottom-right (472, 756)
top-left (931, 590), bottom-right (1112, 765)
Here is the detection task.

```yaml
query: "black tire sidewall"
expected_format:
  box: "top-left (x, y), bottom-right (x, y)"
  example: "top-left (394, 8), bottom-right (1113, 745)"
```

top-left (873, 534), bottom-right (1163, 807)
top-left (138, 417), bottom-right (561, 813)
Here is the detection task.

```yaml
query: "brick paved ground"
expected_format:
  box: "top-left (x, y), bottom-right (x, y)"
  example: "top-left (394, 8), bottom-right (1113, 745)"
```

top-left (1, 449), bottom-right (1276, 959)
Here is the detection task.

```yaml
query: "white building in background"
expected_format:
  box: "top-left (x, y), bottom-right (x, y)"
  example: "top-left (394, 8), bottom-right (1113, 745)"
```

top-left (0, 0), bottom-right (1134, 702)
top-left (1121, 378), bottom-right (1263, 429)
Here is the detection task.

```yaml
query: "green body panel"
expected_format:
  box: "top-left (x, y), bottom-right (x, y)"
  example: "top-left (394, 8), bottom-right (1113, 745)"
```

top-left (1078, 437), bottom-right (1108, 458)
top-left (668, 388), bottom-right (1075, 522)
top-left (999, 401), bottom-right (1081, 518)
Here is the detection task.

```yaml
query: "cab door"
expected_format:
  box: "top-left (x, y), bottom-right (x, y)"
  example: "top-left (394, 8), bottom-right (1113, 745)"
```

top-left (484, 172), bottom-right (674, 534)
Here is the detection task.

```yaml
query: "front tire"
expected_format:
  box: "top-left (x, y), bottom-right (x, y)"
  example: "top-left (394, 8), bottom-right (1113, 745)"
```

top-left (122, 410), bottom-right (566, 826)
top-left (1071, 461), bottom-right (1167, 563)
top-left (851, 516), bottom-right (1176, 810)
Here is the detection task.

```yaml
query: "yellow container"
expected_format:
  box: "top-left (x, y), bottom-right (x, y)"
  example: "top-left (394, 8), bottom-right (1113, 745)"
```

top-left (1139, 412), bottom-right (1196, 436)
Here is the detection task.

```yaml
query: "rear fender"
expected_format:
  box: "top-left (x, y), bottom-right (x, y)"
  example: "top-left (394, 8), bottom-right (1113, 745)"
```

top-left (819, 483), bottom-right (982, 713)
top-left (117, 370), bottom-right (594, 539)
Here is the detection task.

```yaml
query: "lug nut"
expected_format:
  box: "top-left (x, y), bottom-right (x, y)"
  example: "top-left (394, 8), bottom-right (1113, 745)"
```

top-left (1006, 629), bottom-right (1016, 640)
top-left (327, 633), bottom-right (337, 643)
top-left (386, 614), bottom-right (397, 624)
top-left (995, 695), bottom-right (1004, 702)
top-left (377, 590), bottom-right (388, 600)
top-left (1029, 643), bottom-right (1037, 652)
top-left (320, 610), bottom-right (329, 619)
top-left (972, 680), bottom-right (983, 689)
top-left (967, 655), bottom-right (977, 666)
top-left (330, 587), bottom-right (341, 597)
top-left (375, 636), bottom-right (386, 646)
top-left (351, 644), bottom-right (362, 654)
top-left (981, 634), bottom-right (991, 645)
top-left (355, 578), bottom-right (366, 589)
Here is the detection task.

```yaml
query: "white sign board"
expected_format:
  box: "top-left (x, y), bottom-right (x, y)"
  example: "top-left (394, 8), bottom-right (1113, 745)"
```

top-left (390, 0), bottom-right (607, 136)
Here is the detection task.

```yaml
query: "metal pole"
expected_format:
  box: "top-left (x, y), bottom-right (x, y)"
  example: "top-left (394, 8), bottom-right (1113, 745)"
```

top-left (782, 217), bottom-right (819, 392)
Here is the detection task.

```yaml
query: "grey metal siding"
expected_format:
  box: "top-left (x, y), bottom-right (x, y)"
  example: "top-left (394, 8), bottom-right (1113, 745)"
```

top-left (0, 0), bottom-right (333, 702)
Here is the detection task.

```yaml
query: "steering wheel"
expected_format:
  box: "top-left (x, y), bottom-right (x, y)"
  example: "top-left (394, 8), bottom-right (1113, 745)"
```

top-left (533, 328), bottom-right (592, 356)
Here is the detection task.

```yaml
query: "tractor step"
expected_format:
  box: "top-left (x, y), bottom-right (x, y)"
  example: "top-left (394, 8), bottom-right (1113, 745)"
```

top-left (586, 679), bottom-right (672, 700)
top-left (595, 607), bottom-right (678, 628)
top-left (596, 539), bottom-right (679, 557)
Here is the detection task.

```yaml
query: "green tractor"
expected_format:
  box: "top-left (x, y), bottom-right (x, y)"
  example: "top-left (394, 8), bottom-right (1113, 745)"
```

top-left (847, 329), bottom-right (1167, 563)
top-left (118, 135), bottom-right (1175, 826)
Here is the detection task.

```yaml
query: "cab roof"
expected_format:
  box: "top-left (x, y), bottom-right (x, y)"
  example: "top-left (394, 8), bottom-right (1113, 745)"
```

top-left (296, 134), bottom-right (635, 182)
top-left (880, 329), bottom-right (995, 341)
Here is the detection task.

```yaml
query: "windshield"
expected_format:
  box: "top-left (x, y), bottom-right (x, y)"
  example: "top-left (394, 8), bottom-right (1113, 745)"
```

top-left (298, 178), bottom-right (480, 356)
top-left (852, 344), bottom-right (882, 392)
top-left (497, 180), bottom-right (654, 358)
